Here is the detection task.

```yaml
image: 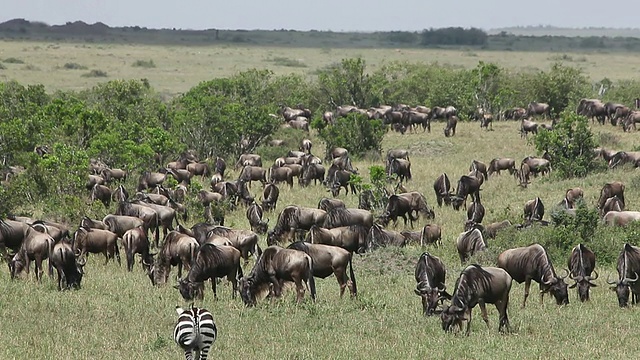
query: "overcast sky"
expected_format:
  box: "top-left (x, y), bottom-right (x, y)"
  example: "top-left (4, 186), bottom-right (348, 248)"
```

top-left (1, 0), bottom-right (637, 32)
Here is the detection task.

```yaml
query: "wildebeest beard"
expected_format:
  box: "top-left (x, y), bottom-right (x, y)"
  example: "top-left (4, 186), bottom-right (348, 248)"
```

top-left (441, 266), bottom-right (493, 332)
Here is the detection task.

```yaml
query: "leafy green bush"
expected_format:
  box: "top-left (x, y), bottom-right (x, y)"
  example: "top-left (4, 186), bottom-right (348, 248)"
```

top-left (268, 57), bottom-right (307, 68)
top-left (132, 59), bottom-right (156, 68)
top-left (255, 127), bottom-right (308, 162)
top-left (317, 113), bottom-right (385, 159)
top-left (82, 69), bottom-right (108, 77)
top-left (533, 111), bottom-right (601, 179)
top-left (63, 62), bottom-right (88, 70)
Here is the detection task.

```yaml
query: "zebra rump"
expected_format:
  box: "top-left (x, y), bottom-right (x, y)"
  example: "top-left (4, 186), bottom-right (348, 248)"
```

top-left (174, 305), bottom-right (217, 360)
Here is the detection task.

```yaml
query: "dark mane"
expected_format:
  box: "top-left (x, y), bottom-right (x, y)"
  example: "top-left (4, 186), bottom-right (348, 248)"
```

top-left (287, 241), bottom-right (309, 255)
top-left (273, 206), bottom-right (298, 233)
top-left (451, 264), bottom-right (493, 309)
top-left (247, 246), bottom-right (278, 286)
top-left (323, 207), bottom-right (353, 228)
top-left (529, 244), bottom-right (555, 282)
top-left (187, 244), bottom-right (228, 282)
top-left (619, 243), bottom-right (640, 278)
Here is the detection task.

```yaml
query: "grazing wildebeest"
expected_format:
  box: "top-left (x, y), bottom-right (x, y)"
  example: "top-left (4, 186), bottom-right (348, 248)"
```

top-left (175, 243), bottom-right (243, 301)
top-left (433, 173), bottom-right (452, 207)
top-left (387, 158), bottom-right (412, 183)
top-left (608, 151), bottom-right (640, 168)
top-left (206, 226), bottom-right (262, 265)
top-left (484, 220), bottom-right (512, 239)
top-left (451, 175), bottom-right (481, 211)
top-left (440, 264), bottom-right (512, 335)
top-left (235, 154), bottom-right (262, 170)
top-left (600, 196), bottom-right (624, 217)
top-left (520, 119), bottom-right (538, 138)
top-left (366, 224), bottom-right (406, 251)
top-left (300, 139), bottom-right (312, 154)
top-left (111, 184), bottom-right (129, 203)
top-left (50, 240), bottom-right (86, 290)
top-left (86, 174), bottom-right (105, 190)
top-left (261, 183), bottom-right (280, 212)
top-left (116, 201), bottom-right (161, 246)
top-left (147, 231), bottom-right (198, 286)
top-left (288, 241), bottom-right (357, 297)
top-left (239, 245), bottom-right (316, 306)
top-left (567, 243), bottom-right (597, 302)
top-left (455, 228), bottom-right (486, 264)
top-left (386, 149), bottom-right (410, 164)
top-left (527, 102), bottom-right (551, 118)
top-left (246, 202), bottom-right (268, 234)
top-left (523, 197), bottom-right (544, 222)
top-left (268, 166), bottom-right (294, 188)
top-left (414, 252), bottom-right (450, 316)
top-left (6, 224), bottom-right (55, 281)
top-left (327, 167), bottom-right (356, 197)
top-left (238, 165), bottom-right (267, 187)
top-left (521, 156), bottom-right (551, 176)
top-left (443, 116), bottom-right (458, 137)
top-left (597, 181), bottom-right (625, 212)
top-left (301, 163), bottom-right (325, 186)
top-left (137, 171), bottom-right (166, 191)
top-left (503, 107), bottom-right (527, 120)
top-left (466, 201), bottom-right (485, 224)
top-left (563, 188), bottom-right (584, 209)
top-left (186, 161), bottom-right (211, 180)
top-left (31, 220), bottom-right (70, 243)
top-left (122, 226), bottom-right (154, 272)
top-left (91, 184), bottom-right (112, 207)
top-left (497, 244), bottom-right (569, 307)
top-left (323, 207), bottom-right (373, 230)
top-left (307, 225), bottom-right (368, 254)
top-left (432, 106), bottom-right (457, 120)
top-left (73, 227), bottom-right (120, 266)
top-left (317, 198), bottom-right (346, 213)
top-left (379, 192), bottom-right (434, 228)
top-left (469, 160), bottom-right (488, 182)
top-left (603, 211), bottom-right (640, 227)
top-left (607, 243), bottom-right (640, 307)
top-left (267, 206), bottom-right (327, 245)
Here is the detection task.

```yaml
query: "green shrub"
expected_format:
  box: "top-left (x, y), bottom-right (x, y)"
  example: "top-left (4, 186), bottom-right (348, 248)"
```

top-left (132, 59), bottom-right (156, 68)
top-left (3, 57), bottom-right (24, 64)
top-left (255, 127), bottom-right (307, 162)
top-left (533, 111), bottom-right (601, 179)
top-left (268, 57), bottom-right (307, 68)
top-left (317, 113), bottom-right (385, 159)
top-left (0, 63), bottom-right (5, 70)
top-left (82, 69), bottom-right (108, 77)
top-left (63, 62), bottom-right (88, 70)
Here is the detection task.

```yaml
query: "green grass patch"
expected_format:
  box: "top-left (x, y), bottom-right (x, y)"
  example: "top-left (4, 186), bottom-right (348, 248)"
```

top-left (267, 56), bottom-right (307, 68)
top-left (82, 69), bottom-right (108, 77)
top-left (62, 62), bottom-right (88, 70)
top-left (132, 59), bottom-right (156, 68)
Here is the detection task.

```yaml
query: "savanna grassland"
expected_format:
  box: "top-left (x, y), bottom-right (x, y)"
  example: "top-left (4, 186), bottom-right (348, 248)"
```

top-left (3, 31), bottom-right (640, 359)
top-left (0, 40), bottom-right (639, 97)
top-left (2, 118), bottom-right (640, 359)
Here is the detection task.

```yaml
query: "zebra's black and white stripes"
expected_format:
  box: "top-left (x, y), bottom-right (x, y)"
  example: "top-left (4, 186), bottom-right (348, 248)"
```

top-left (174, 305), bottom-right (217, 360)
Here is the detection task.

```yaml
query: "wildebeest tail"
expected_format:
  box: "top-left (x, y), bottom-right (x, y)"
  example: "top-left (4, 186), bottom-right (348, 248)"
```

top-left (236, 260), bottom-right (244, 280)
top-left (47, 237), bottom-right (55, 277)
top-left (307, 256), bottom-right (317, 301)
top-left (154, 213), bottom-right (160, 247)
top-left (348, 253), bottom-right (357, 296)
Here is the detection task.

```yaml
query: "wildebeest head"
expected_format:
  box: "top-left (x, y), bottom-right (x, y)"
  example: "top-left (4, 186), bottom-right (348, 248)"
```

top-left (414, 282), bottom-right (449, 316)
top-left (608, 272), bottom-right (638, 307)
top-left (569, 270), bottom-right (598, 302)
top-left (174, 278), bottom-right (204, 301)
top-left (440, 305), bottom-right (466, 332)
top-left (542, 271), bottom-right (570, 305)
top-left (239, 277), bottom-right (258, 307)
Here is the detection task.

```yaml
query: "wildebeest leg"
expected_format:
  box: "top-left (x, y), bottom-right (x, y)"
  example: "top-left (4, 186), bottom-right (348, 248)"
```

top-left (56, 267), bottom-right (64, 291)
top-left (465, 308), bottom-right (472, 336)
top-left (478, 301), bottom-right (490, 329)
top-left (335, 266), bottom-right (348, 298)
top-left (294, 277), bottom-right (306, 303)
top-left (211, 278), bottom-right (218, 300)
top-left (177, 263), bottom-right (183, 279)
top-left (497, 298), bottom-right (510, 333)
top-left (114, 243), bottom-right (121, 266)
top-left (103, 250), bottom-right (109, 265)
top-left (127, 251), bottom-right (134, 272)
top-left (34, 256), bottom-right (42, 282)
top-left (539, 283), bottom-right (545, 305)
top-left (522, 278), bottom-right (531, 308)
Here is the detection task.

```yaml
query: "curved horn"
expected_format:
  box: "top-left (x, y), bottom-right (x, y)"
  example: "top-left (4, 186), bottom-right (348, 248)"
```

top-left (76, 256), bottom-right (87, 266)
top-left (623, 272), bottom-right (639, 284)
top-left (586, 269), bottom-right (599, 281)
top-left (606, 274), bottom-right (618, 285)
top-left (559, 268), bottom-right (569, 280)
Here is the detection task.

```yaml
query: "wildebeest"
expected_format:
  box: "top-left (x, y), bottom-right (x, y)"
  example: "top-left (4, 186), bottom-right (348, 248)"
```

top-left (387, 158), bottom-right (412, 183)
top-left (366, 224), bottom-right (406, 251)
top-left (440, 264), bottom-right (512, 335)
top-left (523, 197), bottom-right (544, 222)
top-left (326, 166), bottom-right (356, 197)
top-left (600, 196), bottom-right (624, 217)
top-left (317, 198), bottom-right (346, 213)
top-left (323, 207), bottom-right (373, 230)
top-left (567, 243), bottom-right (597, 302)
top-left (147, 231), bottom-right (198, 286)
top-left (607, 243), bottom-right (640, 307)
top-left (503, 107), bottom-right (527, 120)
top-left (239, 245), bottom-right (316, 306)
top-left (379, 192), bottom-right (434, 228)
top-left (287, 241), bottom-right (357, 297)
top-left (307, 225), bottom-right (368, 254)
top-left (455, 228), bottom-right (486, 264)
top-left (443, 116), bottom-right (458, 137)
top-left (73, 227), bottom-right (120, 266)
top-left (175, 243), bottom-right (243, 301)
top-left (603, 211), bottom-right (640, 226)
top-left (527, 102), bottom-right (551, 118)
top-left (238, 165), bottom-right (267, 187)
top-left (497, 244), bottom-right (569, 307)
top-left (484, 220), bottom-right (512, 239)
top-left (301, 163), bottom-right (325, 186)
top-left (386, 149), bottom-right (410, 164)
top-left (433, 173), bottom-right (452, 207)
top-left (206, 226), bottom-right (261, 265)
top-left (414, 252), bottom-right (450, 316)
top-left (608, 151), bottom-right (640, 168)
top-left (269, 166), bottom-right (293, 188)
top-left (50, 240), bottom-right (86, 290)
top-left (401, 223), bottom-right (442, 247)
top-left (432, 106), bottom-right (457, 120)
top-left (116, 201), bottom-right (161, 246)
top-left (469, 160), bottom-right (488, 182)
top-left (451, 175), bottom-right (481, 211)
top-left (91, 184), bottom-right (112, 207)
top-left (261, 183), bottom-right (280, 212)
top-left (122, 226), bottom-right (153, 272)
top-left (521, 156), bottom-right (551, 177)
top-left (563, 188), bottom-right (584, 209)
top-left (6, 224), bottom-right (55, 281)
top-left (246, 202), bottom-right (268, 234)
top-left (137, 171), bottom-right (166, 191)
top-left (597, 181), bottom-right (625, 212)
top-left (466, 201), bottom-right (485, 224)
top-left (520, 119), bottom-right (538, 138)
top-left (268, 206), bottom-right (327, 245)
top-left (235, 154), bottom-right (262, 170)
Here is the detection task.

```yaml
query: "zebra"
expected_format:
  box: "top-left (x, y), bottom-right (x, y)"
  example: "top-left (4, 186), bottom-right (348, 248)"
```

top-left (174, 305), bottom-right (217, 360)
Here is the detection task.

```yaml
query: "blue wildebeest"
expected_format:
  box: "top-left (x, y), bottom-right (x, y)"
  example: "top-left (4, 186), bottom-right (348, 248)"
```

top-left (414, 252), bottom-right (450, 316)
top-left (607, 243), bottom-right (640, 307)
top-left (567, 243), bottom-right (598, 302)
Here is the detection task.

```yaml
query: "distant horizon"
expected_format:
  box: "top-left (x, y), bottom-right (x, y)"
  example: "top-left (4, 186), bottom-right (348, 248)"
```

top-left (2, 17), bottom-right (640, 33)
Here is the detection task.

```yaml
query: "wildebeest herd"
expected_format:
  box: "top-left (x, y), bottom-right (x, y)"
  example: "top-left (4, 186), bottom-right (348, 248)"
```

top-left (3, 99), bottom-right (640, 358)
